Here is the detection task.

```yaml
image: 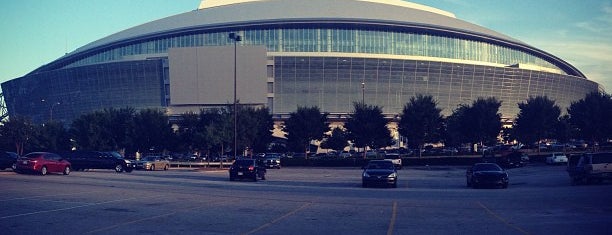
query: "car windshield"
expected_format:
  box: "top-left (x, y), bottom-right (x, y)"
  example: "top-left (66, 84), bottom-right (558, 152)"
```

top-left (142, 156), bottom-right (157, 161)
top-left (473, 164), bottom-right (502, 171)
top-left (366, 161), bottom-right (394, 170)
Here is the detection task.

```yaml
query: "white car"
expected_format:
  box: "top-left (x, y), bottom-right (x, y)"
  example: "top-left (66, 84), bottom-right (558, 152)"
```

top-left (546, 153), bottom-right (568, 165)
top-left (384, 153), bottom-right (402, 169)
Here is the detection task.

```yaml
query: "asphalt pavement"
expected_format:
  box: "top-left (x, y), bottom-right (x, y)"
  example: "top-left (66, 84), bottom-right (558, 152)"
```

top-left (0, 164), bottom-right (611, 235)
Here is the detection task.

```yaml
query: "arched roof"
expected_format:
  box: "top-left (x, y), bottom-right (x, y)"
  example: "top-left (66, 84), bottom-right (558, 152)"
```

top-left (33, 0), bottom-right (586, 78)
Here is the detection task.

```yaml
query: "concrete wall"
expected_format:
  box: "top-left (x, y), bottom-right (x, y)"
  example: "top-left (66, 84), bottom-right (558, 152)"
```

top-left (168, 46), bottom-right (267, 108)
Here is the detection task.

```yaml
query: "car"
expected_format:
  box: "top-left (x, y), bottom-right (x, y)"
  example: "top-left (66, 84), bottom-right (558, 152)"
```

top-left (546, 152), bottom-right (568, 165)
top-left (0, 151), bottom-right (18, 171)
top-left (262, 155), bottom-right (281, 169)
top-left (568, 152), bottom-right (612, 185)
top-left (136, 156), bottom-right (170, 171)
top-left (15, 152), bottom-right (71, 175)
top-left (466, 163), bottom-right (509, 189)
top-left (384, 153), bottom-right (402, 169)
top-left (229, 159), bottom-right (266, 181)
top-left (59, 151), bottom-right (135, 172)
top-left (362, 160), bottom-right (398, 188)
top-left (498, 151), bottom-right (525, 168)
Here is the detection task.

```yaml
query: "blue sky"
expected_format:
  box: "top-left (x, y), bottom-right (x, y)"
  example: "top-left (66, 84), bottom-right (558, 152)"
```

top-left (1, 0), bottom-right (610, 91)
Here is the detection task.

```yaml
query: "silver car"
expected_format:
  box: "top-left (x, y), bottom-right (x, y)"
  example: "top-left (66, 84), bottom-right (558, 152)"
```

top-left (137, 156), bottom-right (170, 171)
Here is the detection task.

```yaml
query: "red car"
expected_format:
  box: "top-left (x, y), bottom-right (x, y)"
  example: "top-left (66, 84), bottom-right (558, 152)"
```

top-left (15, 152), bottom-right (71, 175)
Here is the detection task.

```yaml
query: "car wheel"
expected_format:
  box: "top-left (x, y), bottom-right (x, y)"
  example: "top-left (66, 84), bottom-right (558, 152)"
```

top-left (362, 182), bottom-right (367, 188)
top-left (253, 175), bottom-right (258, 182)
top-left (163, 165), bottom-right (168, 171)
top-left (125, 168), bottom-right (133, 173)
top-left (11, 163), bottom-right (17, 171)
top-left (261, 173), bottom-right (266, 180)
top-left (502, 183), bottom-right (508, 189)
top-left (63, 166), bottom-right (70, 175)
top-left (392, 182), bottom-right (397, 188)
top-left (115, 164), bottom-right (124, 173)
top-left (41, 166), bottom-right (48, 176)
top-left (229, 176), bottom-right (235, 181)
top-left (150, 165), bottom-right (155, 171)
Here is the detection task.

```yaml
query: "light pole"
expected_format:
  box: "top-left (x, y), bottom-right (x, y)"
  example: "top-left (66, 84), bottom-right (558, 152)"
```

top-left (229, 32), bottom-right (242, 159)
top-left (361, 82), bottom-right (365, 104)
top-left (41, 99), bottom-right (60, 122)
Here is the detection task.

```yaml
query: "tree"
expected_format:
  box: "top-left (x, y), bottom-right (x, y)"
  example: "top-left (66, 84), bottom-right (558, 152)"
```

top-left (467, 97), bottom-right (502, 146)
top-left (446, 98), bottom-right (502, 151)
top-left (250, 107), bottom-right (274, 153)
top-left (70, 111), bottom-right (115, 150)
top-left (568, 92), bottom-right (612, 147)
top-left (283, 106), bottom-right (329, 155)
top-left (0, 116), bottom-right (35, 155)
top-left (513, 96), bottom-right (561, 147)
top-left (32, 121), bottom-right (71, 151)
top-left (234, 106), bottom-right (274, 155)
top-left (132, 109), bottom-right (174, 154)
top-left (320, 127), bottom-right (348, 152)
top-left (105, 107), bottom-right (136, 153)
top-left (398, 95), bottom-right (444, 157)
top-left (345, 102), bottom-right (393, 157)
top-left (445, 105), bottom-right (470, 149)
top-left (201, 108), bottom-right (232, 157)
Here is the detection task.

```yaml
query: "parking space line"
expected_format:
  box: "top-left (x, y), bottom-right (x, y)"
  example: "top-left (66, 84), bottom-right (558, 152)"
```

top-left (387, 201), bottom-right (398, 235)
top-left (477, 201), bottom-right (530, 235)
top-left (0, 195), bottom-right (163, 220)
top-left (84, 198), bottom-right (241, 234)
top-left (0, 190), bottom-right (102, 202)
top-left (242, 202), bottom-right (313, 235)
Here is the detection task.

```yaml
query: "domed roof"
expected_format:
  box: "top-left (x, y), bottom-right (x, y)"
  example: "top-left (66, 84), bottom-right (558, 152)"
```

top-left (71, 0), bottom-right (520, 54)
top-left (37, 0), bottom-right (585, 78)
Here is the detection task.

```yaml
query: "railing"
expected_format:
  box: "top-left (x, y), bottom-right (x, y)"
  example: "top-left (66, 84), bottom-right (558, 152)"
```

top-left (170, 161), bottom-right (232, 168)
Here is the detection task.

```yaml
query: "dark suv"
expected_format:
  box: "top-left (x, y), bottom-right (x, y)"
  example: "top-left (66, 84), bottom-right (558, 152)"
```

top-left (229, 159), bottom-right (266, 181)
top-left (0, 151), bottom-right (18, 171)
top-left (59, 151), bottom-right (135, 173)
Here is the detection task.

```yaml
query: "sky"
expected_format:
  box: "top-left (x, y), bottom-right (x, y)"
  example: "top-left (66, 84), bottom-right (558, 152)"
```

top-left (1, 0), bottom-right (611, 91)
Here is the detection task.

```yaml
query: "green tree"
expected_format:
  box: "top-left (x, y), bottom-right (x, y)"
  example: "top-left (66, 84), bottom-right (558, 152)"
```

top-left (32, 121), bottom-right (71, 151)
top-left (446, 98), bottom-right (502, 150)
top-left (105, 107), bottom-right (136, 153)
top-left (283, 106), bottom-right (329, 155)
top-left (345, 102), bottom-right (393, 157)
top-left (445, 105), bottom-right (470, 149)
top-left (201, 108), bottom-right (232, 157)
top-left (0, 116), bottom-right (35, 155)
top-left (568, 92), bottom-right (612, 147)
top-left (234, 106), bottom-right (274, 155)
top-left (250, 107), bottom-right (274, 153)
top-left (320, 127), bottom-right (348, 152)
top-left (70, 111), bottom-right (115, 150)
top-left (398, 95), bottom-right (444, 157)
top-left (176, 111), bottom-right (201, 153)
top-left (513, 96), bottom-right (561, 147)
top-left (132, 109), bottom-right (174, 154)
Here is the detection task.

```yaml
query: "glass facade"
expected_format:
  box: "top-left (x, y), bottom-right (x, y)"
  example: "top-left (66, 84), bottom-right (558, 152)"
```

top-left (65, 27), bottom-right (563, 73)
top-left (273, 56), bottom-right (598, 118)
top-left (2, 60), bottom-right (165, 124)
top-left (3, 24), bottom-right (598, 124)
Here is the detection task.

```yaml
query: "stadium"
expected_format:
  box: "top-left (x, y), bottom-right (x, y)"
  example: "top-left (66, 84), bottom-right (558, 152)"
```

top-left (1, 0), bottom-right (601, 126)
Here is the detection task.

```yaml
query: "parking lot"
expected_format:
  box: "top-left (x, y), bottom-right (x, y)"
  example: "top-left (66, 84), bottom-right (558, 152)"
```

top-left (1, 164), bottom-right (611, 234)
